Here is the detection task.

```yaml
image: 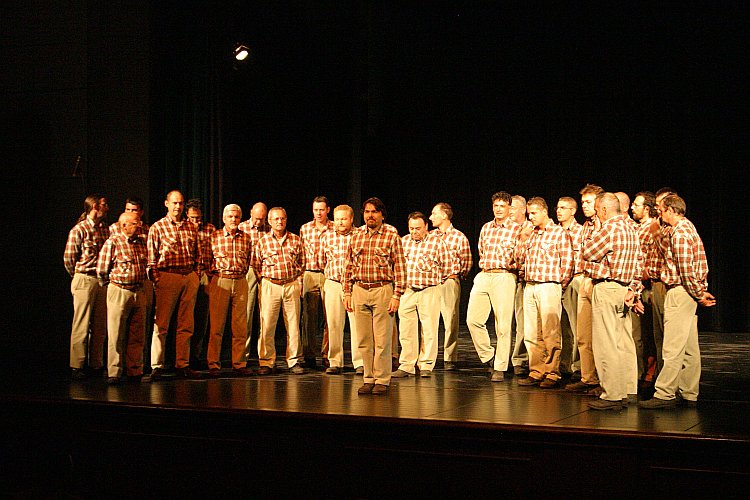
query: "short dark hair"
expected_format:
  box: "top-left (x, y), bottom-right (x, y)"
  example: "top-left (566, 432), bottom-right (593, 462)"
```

top-left (491, 191), bottom-right (512, 204)
top-left (125, 197), bottom-right (144, 210)
top-left (580, 184), bottom-right (604, 196)
top-left (186, 198), bottom-right (203, 212)
top-left (313, 195), bottom-right (330, 207)
top-left (408, 211), bottom-right (429, 226)
top-left (634, 191), bottom-right (657, 218)
top-left (434, 202), bottom-right (453, 220)
top-left (527, 197), bottom-right (548, 212)
top-left (655, 187), bottom-right (676, 198)
top-left (362, 197), bottom-right (387, 219)
top-left (662, 194), bottom-right (686, 215)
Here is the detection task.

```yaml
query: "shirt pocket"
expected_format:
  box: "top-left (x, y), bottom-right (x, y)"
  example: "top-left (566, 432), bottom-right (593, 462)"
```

top-left (163, 237), bottom-right (177, 255)
top-left (82, 240), bottom-right (97, 260)
top-left (417, 255), bottom-right (433, 273)
top-left (116, 256), bottom-right (133, 274)
top-left (374, 248), bottom-right (390, 268)
top-left (214, 251), bottom-right (229, 270)
top-left (263, 250), bottom-right (278, 267)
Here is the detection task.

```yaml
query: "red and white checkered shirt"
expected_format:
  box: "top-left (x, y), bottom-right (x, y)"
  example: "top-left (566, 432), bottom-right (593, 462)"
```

top-left (207, 228), bottom-right (253, 277)
top-left (431, 224), bottom-right (473, 278)
top-left (402, 232), bottom-right (456, 289)
top-left (561, 220), bottom-right (584, 274)
top-left (582, 214), bottom-right (642, 290)
top-left (253, 231), bottom-right (305, 283)
top-left (300, 219), bottom-right (334, 271)
top-left (636, 217), bottom-right (654, 279)
top-left (648, 223), bottom-right (672, 280)
top-left (97, 234), bottom-right (148, 287)
top-left (195, 222), bottom-right (216, 273)
top-left (343, 224), bottom-right (406, 297)
top-left (660, 218), bottom-right (708, 300)
top-left (64, 217), bottom-right (110, 276)
top-left (516, 221), bottom-right (575, 288)
top-left (477, 217), bottom-right (521, 271)
top-left (238, 220), bottom-right (269, 248)
top-left (321, 229), bottom-right (354, 282)
top-left (147, 215), bottom-right (200, 273)
top-left (576, 219), bottom-right (599, 275)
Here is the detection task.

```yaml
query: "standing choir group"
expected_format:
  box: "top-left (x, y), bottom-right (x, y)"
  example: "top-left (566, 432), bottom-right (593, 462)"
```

top-left (64, 184), bottom-right (714, 410)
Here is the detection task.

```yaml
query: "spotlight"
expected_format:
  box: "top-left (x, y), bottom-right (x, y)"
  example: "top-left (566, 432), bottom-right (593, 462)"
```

top-left (234, 44), bottom-right (250, 61)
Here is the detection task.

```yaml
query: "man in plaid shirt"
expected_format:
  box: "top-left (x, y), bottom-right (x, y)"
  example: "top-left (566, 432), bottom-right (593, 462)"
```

top-left (510, 195), bottom-right (533, 378)
top-left (300, 196), bottom-right (334, 370)
top-left (320, 205), bottom-right (360, 374)
top-left (147, 190), bottom-right (202, 380)
top-left (556, 196), bottom-right (584, 379)
top-left (238, 202), bottom-right (269, 362)
top-left (64, 194), bottom-right (110, 379)
top-left (186, 198), bottom-right (216, 370)
top-left (429, 202), bottom-right (472, 371)
top-left (640, 195), bottom-right (715, 409)
top-left (583, 193), bottom-right (643, 411)
top-left (97, 212), bottom-right (148, 384)
top-left (564, 184), bottom-right (605, 395)
top-left (393, 212), bottom-right (455, 379)
top-left (343, 197), bottom-right (406, 395)
top-left (515, 198), bottom-right (574, 388)
top-left (466, 191), bottom-right (521, 382)
top-left (254, 207), bottom-right (306, 375)
top-left (205, 204), bottom-right (254, 377)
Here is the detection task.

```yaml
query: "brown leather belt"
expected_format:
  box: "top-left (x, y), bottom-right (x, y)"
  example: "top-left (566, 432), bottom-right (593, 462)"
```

top-left (78, 271), bottom-right (97, 277)
top-left (111, 281), bottom-right (142, 291)
top-left (410, 284), bottom-right (436, 292)
top-left (217, 273), bottom-right (245, 279)
top-left (592, 278), bottom-right (628, 287)
top-left (264, 276), bottom-right (296, 286)
top-left (356, 281), bottom-right (390, 290)
top-left (484, 268), bottom-right (512, 274)
top-left (163, 268), bottom-right (194, 275)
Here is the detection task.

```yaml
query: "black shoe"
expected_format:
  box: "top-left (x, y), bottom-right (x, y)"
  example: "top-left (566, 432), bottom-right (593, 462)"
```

top-left (485, 358), bottom-right (495, 373)
top-left (208, 368), bottom-right (222, 378)
top-left (444, 361), bottom-right (457, 371)
top-left (175, 367), bottom-right (203, 379)
top-left (325, 366), bottom-right (342, 375)
top-left (88, 367), bottom-right (106, 379)
top-left (127, 374), bottom-right (143, 384)
top-left (513, 365), bottom-right (529, 378)
top-left (71, 368), bottom-right (87, 381)
top-left (232, 367), bottom-right (254, 377)
top-left (289, 364), bottom-right (305, 375)
top-left (588, 399), bottom-right (623, 411)
top-left (257, 366), bottom-right (273, 376)
top-left (148, 368), bottom-right (165, 382)
top-left (639, 397), bottom-right (679, 410)
top-left (304, 357), bottom-right (317, 370)
top-left (107, 377), bottom-right (121, 385)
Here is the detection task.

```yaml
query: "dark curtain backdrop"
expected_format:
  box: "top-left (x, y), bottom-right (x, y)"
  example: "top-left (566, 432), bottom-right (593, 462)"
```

top-left (148, 1), bottom-right (748, 332)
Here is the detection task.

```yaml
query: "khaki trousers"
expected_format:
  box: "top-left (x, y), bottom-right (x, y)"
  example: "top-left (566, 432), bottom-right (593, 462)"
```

top-left (106, 284), bottom-right (146, 377)
top-left (576, 276), bottom-right (599, 385)
top-left (511, 280), bottom-right (527, 368)
top-left (323, 279), bottom-right (360, 369)
top-left (301, 271), bottom-right (329, 362)
top-left (352, 283), bottom-right (394, 385)
top-left (151, 271), bottom-right (199, 370)
top-left (258, 279), bottom-right (302, 368)
top-left (653, 285), bottom-right (700, 401)
top-left (398, 286), bottom-right (441, 373)
top-left (243, 268), bottom-right (260, 360)
top-left (208, 276), bottom-right (248, 370)
top-left (523, 282), bottom-right (563, 381)
top-left (466, 271), bottom-right (517, 372)
top-left (560, 274), bottom-right (582, 374)
top-left (438, 277), bottom-right (461, 362)
top-left (70, 273), bottom-right (107, 370)
top-left (651, 281), bottom-right (667, 376)
top-left (591, 282), bottom-right (629, 401)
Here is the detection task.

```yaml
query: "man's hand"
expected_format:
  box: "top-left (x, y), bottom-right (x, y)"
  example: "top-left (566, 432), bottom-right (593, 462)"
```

top-left (388, 297), bottom-right (400, 314)
top-left (698, 291), bottom-right (716, 307)
top-left (344, 295), bottom-right (353, 313)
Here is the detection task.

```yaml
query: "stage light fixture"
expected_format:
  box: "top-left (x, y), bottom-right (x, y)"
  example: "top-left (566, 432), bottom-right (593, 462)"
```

top-left (234, 44), bottom-right (250, 61)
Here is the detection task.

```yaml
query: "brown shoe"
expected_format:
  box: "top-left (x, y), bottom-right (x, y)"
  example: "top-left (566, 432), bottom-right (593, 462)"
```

top-left (355, 366), bottom-right (364, 375)
top-left (517, 376), bottom-right (541, 386)
top-left (208, 368), bottom-right (222, 378)
top-left (325, 366), bottom-right (342, 375)
top-left (372, 383), bottom-right (388, 395)
top-left (256, 366), bottom-right (273, 376)
top-left (588, 399), bottom-right (623, 411)
top-left (584, 385), bottom-right (604, 397)
top-left (391, 357), bottom-right (400, 371)
top-left (490, 370), bottom-right (504, 382)
top-left (358, 383), bottom-right (375, 395)
top-left (232, 367), bottom-right (254, 377)
top-left (175, 367), bottom-right (203, 379)
top-left (565, 381), bottom-right (593, 392)
top-left (539, 378), bottom-right (560, 389)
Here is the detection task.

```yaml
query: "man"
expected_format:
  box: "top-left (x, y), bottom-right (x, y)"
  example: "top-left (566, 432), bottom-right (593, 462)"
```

top-left (97, 212), bottom-right (148, 384)
top-left (583, 193), bottom-right (643, 411)
top-left (466, 191), bottom-right (521, 382)
top-left (109, 197), bottom-right (154, 368)
top-left (646, 187), bottom-right (677, 379)
top-left (509, 195), bottom-right (532, 377)
top-left (186, 198), bottom-right (216, 369)
top-left (321, 205), bottom-right (361, 375)
top-left (204, 204), bottom-right (254, 378)
top-left (556, 196), bottom-right (583, 379)
top-left (631, 191), bottom-right (658, 388)
top-left (429, 202), bottom-right (472, 371)
top-left (147, 190), bottom-right (202, 380)
top-left (343, 197), bottom-right (406, 395)
top-left (238, 202), bottom-right (269, 363)
top-left (254, 207), bottom-right (306, 375)
top-left (515, 197), bottom-right (574, 388)
top-left (64, 194), bottom-right (110, 379)
top-left (299, 196), bottom-right (334, 369)
top-left (640, 195), bottom-right (715, 409)
top-left (564, 184), bottom-right (604, 395)
top-left (393, 212), bottom-right (454, 378)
